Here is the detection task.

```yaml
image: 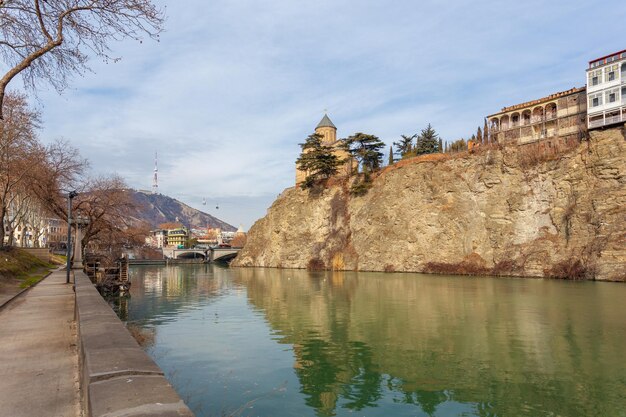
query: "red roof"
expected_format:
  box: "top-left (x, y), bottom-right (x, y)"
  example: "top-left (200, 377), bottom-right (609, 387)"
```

top-left (589, 49), bottom-right (626, 66)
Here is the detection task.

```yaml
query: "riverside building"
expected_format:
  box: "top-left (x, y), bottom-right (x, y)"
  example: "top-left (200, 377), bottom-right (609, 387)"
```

top-left (487, 87), bottom-right (588, 153)
top-left (586, 49), bottom-right (626, 129)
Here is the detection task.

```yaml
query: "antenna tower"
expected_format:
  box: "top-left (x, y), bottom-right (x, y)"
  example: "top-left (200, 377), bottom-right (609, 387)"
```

top-left (152, 151), bottom-right (158, 194)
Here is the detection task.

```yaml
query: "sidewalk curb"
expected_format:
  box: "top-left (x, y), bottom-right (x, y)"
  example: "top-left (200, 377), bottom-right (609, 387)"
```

top-left (0, 268), bottom-right (59, 312)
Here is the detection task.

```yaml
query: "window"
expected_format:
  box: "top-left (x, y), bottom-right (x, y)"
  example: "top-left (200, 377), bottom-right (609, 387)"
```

top-left (605, 64), bottom-right (618, 82)
top-left (605, 88), bottom-right (619, 104)
top-left (589, 69), bottom-right (603, 86)
top-left (589, 92), bottom-right (603, 107)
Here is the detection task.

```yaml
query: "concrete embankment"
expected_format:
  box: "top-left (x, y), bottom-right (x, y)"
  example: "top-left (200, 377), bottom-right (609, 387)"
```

top-left (75, 271), bottom-right (194, 416)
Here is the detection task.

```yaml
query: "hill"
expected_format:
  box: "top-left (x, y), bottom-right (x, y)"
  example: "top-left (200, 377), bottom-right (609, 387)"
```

top-left (128, 190), bottom-right (235, 231)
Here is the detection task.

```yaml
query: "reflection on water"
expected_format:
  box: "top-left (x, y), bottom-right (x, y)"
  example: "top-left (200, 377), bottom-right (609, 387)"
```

top-left (112, 265), bottom-right (626, 417)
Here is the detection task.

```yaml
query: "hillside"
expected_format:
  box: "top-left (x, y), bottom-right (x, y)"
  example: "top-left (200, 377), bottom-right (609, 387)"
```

top-left (233, 128), bottom-right (626, 281)
top-left (128, 190), bottom-right (235, 231)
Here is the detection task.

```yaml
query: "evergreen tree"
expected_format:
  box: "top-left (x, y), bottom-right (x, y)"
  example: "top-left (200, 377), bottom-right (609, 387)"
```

top-left (484, 119), bottom-right (489, 144)
top-left (414, 124), bottom-right (439, 155)
top-left (342, 132), bottom-right (385, 174)
top-left (393, 134), bottom-right (416, 159)
top-left (438, 138), bottom-right (443, 153)
top-left (471, 134), bottom-right (476, 143)
top-left (388, 145), bottom-right (394, 166)
top-left (444, 141), bottom-right (449, 153)
top-left (477, 126), bottom-right (483, 144)
top-left (449, 138), bottom-right (467, 152)
top-left (296, 133), bottom-right (343, 189)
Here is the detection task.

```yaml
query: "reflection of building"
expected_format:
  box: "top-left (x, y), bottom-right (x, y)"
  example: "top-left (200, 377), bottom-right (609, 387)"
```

top-left (586, 49), bottom-right (626, 129)
top-left (487, 87), bottom-right (587, 152)
top-left (295, 114), bottom-right (353, 186)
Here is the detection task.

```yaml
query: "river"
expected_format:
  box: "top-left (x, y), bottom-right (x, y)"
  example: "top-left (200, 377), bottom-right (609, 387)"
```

top-left (111, 264), bottom-right (626, 417)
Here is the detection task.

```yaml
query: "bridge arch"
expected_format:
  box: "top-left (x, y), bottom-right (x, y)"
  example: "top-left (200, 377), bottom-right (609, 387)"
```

top-left (175, 250), bottom-right (207, 260)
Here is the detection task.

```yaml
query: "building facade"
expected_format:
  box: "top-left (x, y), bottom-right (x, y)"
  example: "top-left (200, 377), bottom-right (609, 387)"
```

top-left (586, 49), bottom-right (626, 129)
top-left (487, 87), bottom-right (588, 152)
top-left (295, 114), bottom-right (352, 185)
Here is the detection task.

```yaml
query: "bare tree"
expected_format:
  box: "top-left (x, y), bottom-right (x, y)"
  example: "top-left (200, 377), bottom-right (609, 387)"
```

top-left (74, 175), bottom-right (139, 260)
top-left (0, 0), bottom-right (164, 117)
top-left (0, 92), bottom-right (42, 245)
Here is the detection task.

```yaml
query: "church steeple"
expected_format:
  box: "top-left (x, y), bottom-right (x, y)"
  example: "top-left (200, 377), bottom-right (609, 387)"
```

top-left (316, 113), bottom-right (336, 129)
top-left (315, 113), bottom-right (337, 145)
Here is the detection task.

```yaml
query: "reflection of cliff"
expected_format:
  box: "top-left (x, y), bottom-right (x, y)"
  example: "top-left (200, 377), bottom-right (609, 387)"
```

top-left (235, 268), bottom-right (626, 416)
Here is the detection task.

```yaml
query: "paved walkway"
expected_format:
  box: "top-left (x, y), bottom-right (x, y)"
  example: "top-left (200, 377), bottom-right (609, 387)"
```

top-left (0, 269), bottom-right (81, 417)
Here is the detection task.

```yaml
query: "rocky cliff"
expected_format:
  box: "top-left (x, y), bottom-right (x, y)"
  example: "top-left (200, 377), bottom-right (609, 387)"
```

top-left (233, 128), bottom-right (626, 281)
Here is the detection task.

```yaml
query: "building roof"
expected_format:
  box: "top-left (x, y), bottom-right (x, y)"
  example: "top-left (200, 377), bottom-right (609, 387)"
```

top-left (316, 114), bottom-right (336, 129)
top-left (487, 86), bottom-right (586, 118)
top-left (588, 49), bottom-right (626, 67)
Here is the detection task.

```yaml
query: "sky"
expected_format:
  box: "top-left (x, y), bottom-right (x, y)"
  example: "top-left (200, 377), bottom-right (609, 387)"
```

top-left (10, 0), bottom-right (626, 229)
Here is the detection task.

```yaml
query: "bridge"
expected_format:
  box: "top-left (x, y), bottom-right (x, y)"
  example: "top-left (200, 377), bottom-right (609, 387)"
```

top-left (161, 247), bottom-right (241, 263)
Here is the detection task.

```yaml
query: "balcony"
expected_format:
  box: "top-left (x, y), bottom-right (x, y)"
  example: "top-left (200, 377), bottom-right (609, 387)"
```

top-left (589, 111), bottom-right (626, 129)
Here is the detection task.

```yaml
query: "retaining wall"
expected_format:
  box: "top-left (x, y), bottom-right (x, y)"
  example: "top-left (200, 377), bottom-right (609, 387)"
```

top-left (74, 271), bottom-right (194, 416)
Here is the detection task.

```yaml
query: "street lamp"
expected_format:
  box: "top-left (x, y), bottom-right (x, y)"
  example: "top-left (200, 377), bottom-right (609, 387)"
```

top-left (72, 215), bottom-right (89, 271)
top-left (66, 190), bottom-right (78, 284)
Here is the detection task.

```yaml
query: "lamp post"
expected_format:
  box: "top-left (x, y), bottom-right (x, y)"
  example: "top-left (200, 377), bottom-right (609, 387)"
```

top-left (66, 190), bottom-right (78, 284)
top-left (72, 215), bottom-right (89, 271)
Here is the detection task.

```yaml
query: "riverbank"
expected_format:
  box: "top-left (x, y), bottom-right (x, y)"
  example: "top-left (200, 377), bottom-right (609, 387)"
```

top-left (0, 247), bottom-right (57, 307)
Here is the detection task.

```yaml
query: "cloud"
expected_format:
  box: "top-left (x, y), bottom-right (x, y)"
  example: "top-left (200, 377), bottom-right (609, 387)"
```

top-left (27, 0), bottom-right (626, 228)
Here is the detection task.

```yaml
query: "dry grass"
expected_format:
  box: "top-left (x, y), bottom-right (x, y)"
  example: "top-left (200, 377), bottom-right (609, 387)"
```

top-left (331, 253), bottom-right (345, 270)
top-left (547, 259), bottom-right (590, 280)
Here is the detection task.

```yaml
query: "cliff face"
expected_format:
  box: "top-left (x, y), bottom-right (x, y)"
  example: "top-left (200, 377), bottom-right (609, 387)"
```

top-left (233, 128), bottom-right (626, 281)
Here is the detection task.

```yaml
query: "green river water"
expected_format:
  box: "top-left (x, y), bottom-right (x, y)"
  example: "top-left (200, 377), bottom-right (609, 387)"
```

top-left (112, 264), bottom-right (626, 417)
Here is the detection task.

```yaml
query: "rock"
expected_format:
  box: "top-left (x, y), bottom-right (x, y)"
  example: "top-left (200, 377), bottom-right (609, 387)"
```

top-left (233, 128), bottom-right (626, 281)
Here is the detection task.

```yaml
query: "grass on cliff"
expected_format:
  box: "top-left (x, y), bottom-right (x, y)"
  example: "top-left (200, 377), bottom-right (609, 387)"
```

top-left (0, 247), bottom-right (55, 291)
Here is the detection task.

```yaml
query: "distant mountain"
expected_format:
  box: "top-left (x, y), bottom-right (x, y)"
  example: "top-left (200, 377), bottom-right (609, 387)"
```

top-left (128, 190), bottom-right (235, 231)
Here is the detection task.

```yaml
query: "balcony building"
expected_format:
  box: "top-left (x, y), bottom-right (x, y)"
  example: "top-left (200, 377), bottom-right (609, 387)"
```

top-left (586, 49), bottom-right (626, 129)
top-left (487, 87), bottom-right (587, 153)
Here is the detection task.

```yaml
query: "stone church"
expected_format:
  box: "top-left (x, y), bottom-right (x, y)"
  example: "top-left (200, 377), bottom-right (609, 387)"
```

top-left (295, 114), bottom-right (353, 185)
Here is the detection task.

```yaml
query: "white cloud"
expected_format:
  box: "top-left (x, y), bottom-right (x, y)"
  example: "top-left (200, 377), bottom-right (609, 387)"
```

top-left (25, 0), bottom-right (626, 228)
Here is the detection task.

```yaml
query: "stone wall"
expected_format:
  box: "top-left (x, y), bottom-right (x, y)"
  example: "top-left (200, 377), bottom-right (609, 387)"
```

top-left (234, 127), bottom-right (626, 281)
top-left (75, 271), bottom-right (194, 416)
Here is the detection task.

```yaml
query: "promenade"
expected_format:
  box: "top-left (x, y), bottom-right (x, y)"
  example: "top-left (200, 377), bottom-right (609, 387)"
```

top-left (0, 269), bottom-right (81, 417)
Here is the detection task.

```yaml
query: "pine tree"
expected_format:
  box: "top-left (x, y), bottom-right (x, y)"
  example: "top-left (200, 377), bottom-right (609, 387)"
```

top-left (342, 132), bottom-right (385, 174)
top-left (414, 124), bottom-right (439, 155)
top-left (388, 145), bottom-right (394, 166)
top-left (438, 138), bottom-right (443, 153)
top-left (393, 134), bottom-right (416, 159)
top-left (477, 127), bottom-right (483, 144)
top-left (296, 133), bottom-right (343, 189)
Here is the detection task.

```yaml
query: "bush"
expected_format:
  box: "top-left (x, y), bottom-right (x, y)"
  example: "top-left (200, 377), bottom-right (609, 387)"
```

top-left (307, 258), bottom-right (325, 271)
